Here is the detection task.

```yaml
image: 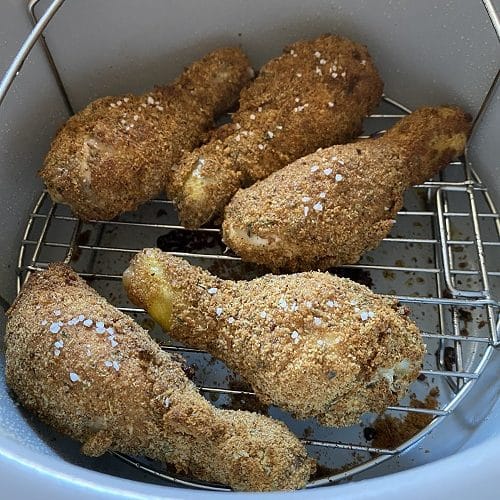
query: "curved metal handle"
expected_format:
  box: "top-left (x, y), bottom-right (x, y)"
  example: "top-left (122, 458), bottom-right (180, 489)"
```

top-left (0, 0), bottom-right (65, 108)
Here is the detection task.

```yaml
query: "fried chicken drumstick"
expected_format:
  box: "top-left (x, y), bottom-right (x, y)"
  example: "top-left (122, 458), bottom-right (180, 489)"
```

top-left (124, 249), bottom-right (425, 427)
top-left (5, 265), bottom-right (314, 491)
top-left (40, 48), bottom-right (253, 220)
top-left (170, 34), bottom-right (383, 228)
top-left (223, 106), bottom-right (471, 271)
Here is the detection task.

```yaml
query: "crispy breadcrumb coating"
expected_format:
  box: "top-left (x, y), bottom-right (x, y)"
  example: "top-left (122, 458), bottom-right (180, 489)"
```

top-left (5, 265), bottom-right (314, 491)
top-left (124, 250), bottom-right (425, 427)
top-left (170, 34), bottom-right (383, 228)
top-left (223, 106), bottom-right (471, 271)
top-left (40, 48), bottom-right (253, 221)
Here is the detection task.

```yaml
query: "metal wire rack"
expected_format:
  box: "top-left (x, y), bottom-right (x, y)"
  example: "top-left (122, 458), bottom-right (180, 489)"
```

top-left (15, 92), bottom-right (500, 489)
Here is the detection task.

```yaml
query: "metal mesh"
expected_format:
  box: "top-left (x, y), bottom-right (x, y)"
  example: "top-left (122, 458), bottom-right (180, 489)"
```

top-left (16, 96), bottom-right (500, 490)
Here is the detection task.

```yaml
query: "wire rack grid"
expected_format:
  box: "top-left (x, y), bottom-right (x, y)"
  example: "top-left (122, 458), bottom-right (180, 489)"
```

top-left (15, 93), bottom-right (500, 490)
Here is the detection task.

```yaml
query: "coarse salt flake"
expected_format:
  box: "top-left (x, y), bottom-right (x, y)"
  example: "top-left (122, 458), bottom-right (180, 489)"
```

top-left (305, 301), bottom-right (313, 308)
top-left (314, 51), bottom-right (321, 58)
top-left (259, 311), bottom-right (267, 319)
top-left (368, 311), bottom-right (376, 318)
top-left (49, 322), bottom-right (61, 334)
top-left (147, 96), bottom-right (154, 104)
top-left (41, 320), bottom-right (48, 326)
top-left (326, 300), bottom-right (336, 307)
top-left (208, 287), bottom-right (218, 295)
top-left (83, 319), bottom-right (93, 327)
top-left (54, 340), bottom-right (64, 349)
top-left (302, 196), bottom-right (311, 203)
top-left (104, 360), bottom-right (113, 367)
top-left (267, 131), bottom-right (274, 139)
top-left (360, 311), bottom-right (369, 321)
top-left (250, 114), bottom-right (256, 120)
top-left (328, 102), bottom-right (335, 108)
top-left (258, 144), bottom-right (265, 150)
top-left (319, 192), bottom-right (326, 198)
top-left (291, 330), bottom-right (300, 340)
top-left (317, 339), bottom-right (325, 347)
top-left (313, 202), bottom-right (323, 212)
top-left (112, 360), bottom-right (120, 371)
top-left (313, 317), bottom-right (322, 326)
top-left (320, 58), bottom-right (327, 65)
top-left (54, 349), bottom-right (61, 357)
top-left (361, 60), bottom-right (367, 65)
top-left (335, 174), bottom-right (344, 182)
top-left (69, 372), bottom-right (80, 382)
top-left (53, 309), bottom-right (61, 316)
top-left (323, 168), bottom-right (332, 175)
top-left (310, 165), bottom-right (319, 173)
top-left (227, 317), bottom-right (235, 324)
top-left (110, 339), bottom-right (118, 348)
top-left (215, 307), bottom-right (223, 317)
top-left (163, 397), bottom-right (171, 408)
top-left (278, 298), bottom-right (288, 310)
top-left (304, 206), bottom-right (310, 217)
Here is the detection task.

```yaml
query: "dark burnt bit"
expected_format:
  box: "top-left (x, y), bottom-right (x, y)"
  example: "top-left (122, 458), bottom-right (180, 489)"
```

top-left (363, 426), bottom-right (377, 441)
top-left (457, 308), bottom-right (473, 323)
top-left (417, 372), bottom-right (427, 382)
top-left (221, 378), bottom-right (269, 415)
top-left (310, 464), bottom-right (337, 481)
top-left (443, 346), bottom-right (456, 371)
top-left (71, 229), bottom-right (92, 262)
top-left (328, 267), bottom-right (373, 289)
top-left (157, 229), bottom-right (224, 253)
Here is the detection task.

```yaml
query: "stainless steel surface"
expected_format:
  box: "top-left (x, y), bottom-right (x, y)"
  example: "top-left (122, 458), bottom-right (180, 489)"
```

top-left (15, 96), bottom-right (499, 489)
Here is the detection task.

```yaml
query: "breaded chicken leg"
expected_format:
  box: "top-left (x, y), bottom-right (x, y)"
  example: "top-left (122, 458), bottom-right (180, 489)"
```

top-left (124, 249), bottom-right (425, 427)
top-left (170, 35), bottom-right (383, 228)
top-left (40, 48), bottom-right (253, 221)
top-left (223, 106), bottom-right (471, 271)
top-left (5, 265), bottom-right (314, 491)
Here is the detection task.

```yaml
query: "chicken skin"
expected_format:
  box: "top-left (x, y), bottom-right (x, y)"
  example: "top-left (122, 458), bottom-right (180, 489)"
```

top-left (40, 48), bottom-right (253, 221)
top-left (5, 264), bottom-right (314, 491)
top-left (223, 106), bottom-right (471, 271)
top-left (123, 249), bottom-right (425, 427)
top-left (170, 34), bottom-right (383, 228)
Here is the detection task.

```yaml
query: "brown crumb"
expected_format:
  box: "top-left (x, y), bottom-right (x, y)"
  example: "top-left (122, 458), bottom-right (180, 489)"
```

top-left (371, 388), bottom-right (439, 449)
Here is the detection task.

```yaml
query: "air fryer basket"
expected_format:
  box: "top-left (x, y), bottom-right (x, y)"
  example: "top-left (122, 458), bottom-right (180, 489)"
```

top-left (0, 0), bottom-right (499, 495)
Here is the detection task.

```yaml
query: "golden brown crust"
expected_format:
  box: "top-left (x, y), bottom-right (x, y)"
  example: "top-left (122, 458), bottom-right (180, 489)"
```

top-left (124, 250), bottom-right (425, 427)
top-left (222, 106), bottom-right (471, 272)
top-left (5, 264), bottom-right (314, 491)
top-left (170, 34), bottom-right (383, 228)
top-left (40, 48), bottom-right (253, 221)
